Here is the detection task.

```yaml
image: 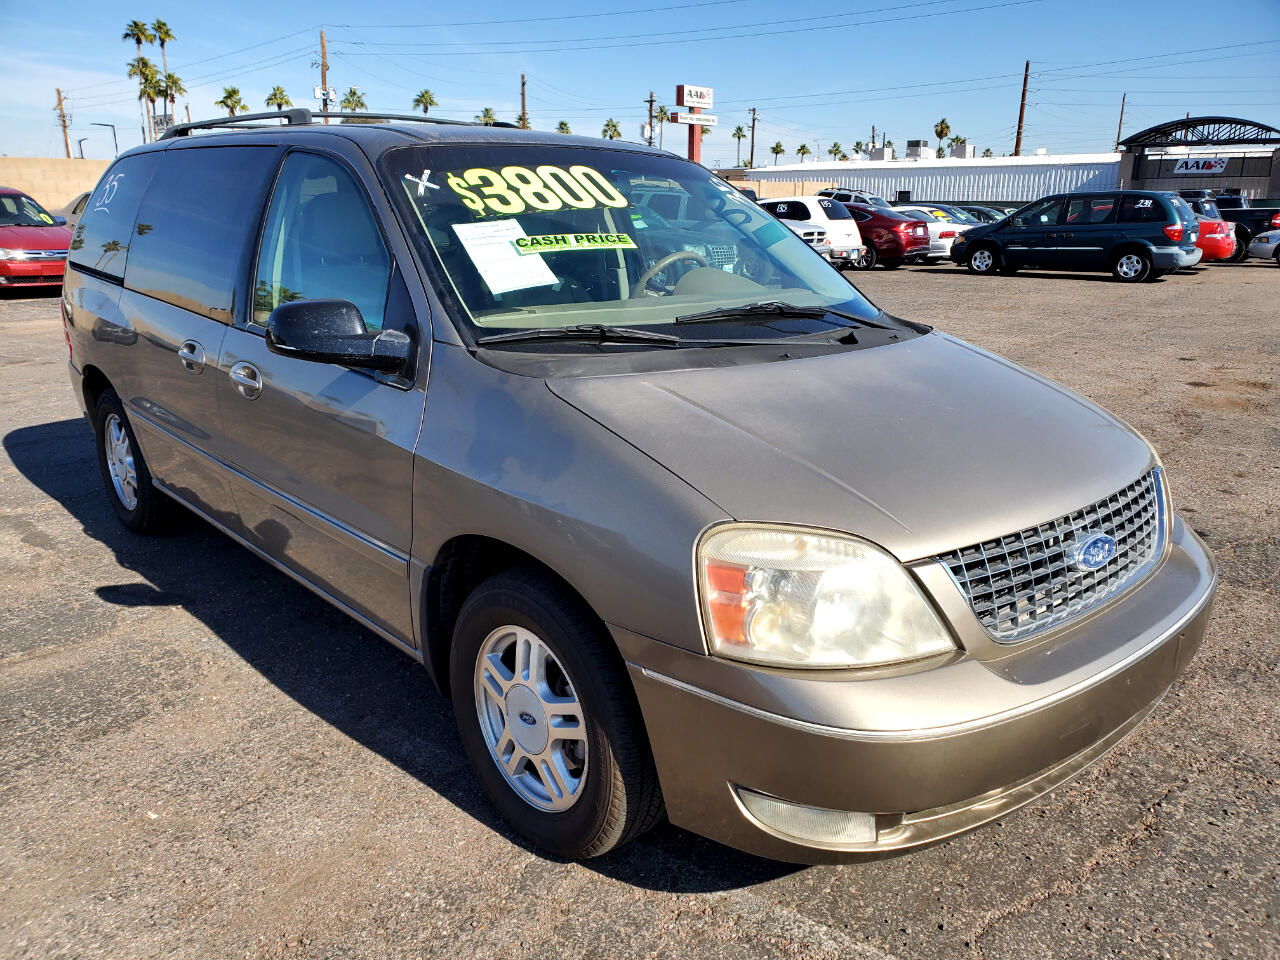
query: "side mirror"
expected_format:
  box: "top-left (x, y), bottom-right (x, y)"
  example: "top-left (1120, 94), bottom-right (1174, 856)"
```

top-left (266, 299), bottom-right (412, 374)
top-left (53, 215), bottom-right (67, 226)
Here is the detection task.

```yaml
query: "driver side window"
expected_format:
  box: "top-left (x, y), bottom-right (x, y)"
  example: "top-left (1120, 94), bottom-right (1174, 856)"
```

top-left (253, 153), bottom-right (391, 331)
top-left (1014, 197), bottom-right (1062, 227)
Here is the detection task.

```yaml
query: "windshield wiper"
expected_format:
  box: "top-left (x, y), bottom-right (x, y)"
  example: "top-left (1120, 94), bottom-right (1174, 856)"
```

top-left (674, 300), bottom-right (888, 329)
top-left (476, 324), bottom-right (683, 347)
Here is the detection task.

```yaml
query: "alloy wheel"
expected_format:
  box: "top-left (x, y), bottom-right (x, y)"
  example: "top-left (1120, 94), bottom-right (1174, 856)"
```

top-left (1116, 254), bottom-right (1145, 279)
top-left (103, 413), bottom-right (138, 510)
top-left (473, 624), bottom-right (588, 812)
top-left (971, 248), bottom-right (994, 273)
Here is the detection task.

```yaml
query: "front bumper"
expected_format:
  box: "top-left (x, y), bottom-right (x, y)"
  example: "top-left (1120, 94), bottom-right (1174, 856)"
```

top-left (0, 257), bottom-right (66, 286)
top-left (1246, 233), bottom-right (1279, 259)
top-left (1151, 245), bottom-right (1202, 269)
top-left (620, 518), bottom-right (1215, 863)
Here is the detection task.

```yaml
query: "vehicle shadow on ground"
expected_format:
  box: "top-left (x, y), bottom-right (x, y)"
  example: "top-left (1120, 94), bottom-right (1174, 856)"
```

top-left (3, 417), bottom-right (800, 894)
top-left (907, 266), bottom-right (1150, 283)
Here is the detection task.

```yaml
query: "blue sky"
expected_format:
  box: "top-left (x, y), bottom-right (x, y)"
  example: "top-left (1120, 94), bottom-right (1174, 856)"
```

top-left (6, 0), bottom-right (1279, 164)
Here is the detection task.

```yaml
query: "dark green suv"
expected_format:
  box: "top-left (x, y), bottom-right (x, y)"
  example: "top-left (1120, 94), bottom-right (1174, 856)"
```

top-left (950, 190), bottom-right (1202, 281)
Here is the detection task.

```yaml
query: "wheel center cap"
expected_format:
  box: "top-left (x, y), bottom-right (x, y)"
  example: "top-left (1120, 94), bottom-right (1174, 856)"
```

top-left (505, 684), bottom-right (548, 755)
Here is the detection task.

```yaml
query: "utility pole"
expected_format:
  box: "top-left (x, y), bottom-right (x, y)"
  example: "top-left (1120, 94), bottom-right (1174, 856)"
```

top-left (55, 88), bottom-right (71, 159)
top-left (871, 124), bottom-right (876, 150)
top-left (1114, 93), bottom-right (1126, 150)
top-left (645, 90), bottom-right (656, 147)
top-left (185, 104), bottom-right (191, 123)
top-left (520, 73), bottom-right (528, 129)
top-left (748, 107), bottom-right (757, 169)
top-left (320, 30), bottom-right (330, 123)
top-left (92, 122), bottom-right (118, 156)
top-left (1013, 60), bottom-right (1029, 156)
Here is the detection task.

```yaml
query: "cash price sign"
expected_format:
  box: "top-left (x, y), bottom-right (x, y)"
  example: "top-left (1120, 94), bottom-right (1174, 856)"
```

top-left (673, 85), bottom-right (716, 165)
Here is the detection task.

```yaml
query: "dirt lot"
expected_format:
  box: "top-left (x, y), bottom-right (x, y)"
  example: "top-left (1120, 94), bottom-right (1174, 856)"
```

top-left (1, 261), bottom-right (1277, 960)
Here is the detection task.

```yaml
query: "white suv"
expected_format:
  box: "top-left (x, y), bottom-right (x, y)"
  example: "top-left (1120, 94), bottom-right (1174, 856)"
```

top-left (760, 196), bottom-right (866, 268)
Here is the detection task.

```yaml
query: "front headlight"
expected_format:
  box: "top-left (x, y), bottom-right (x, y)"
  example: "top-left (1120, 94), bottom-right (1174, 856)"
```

top-left (696, 524), bottom-right (956, 669)
top-left (0, 249), bottom-right (23, 261)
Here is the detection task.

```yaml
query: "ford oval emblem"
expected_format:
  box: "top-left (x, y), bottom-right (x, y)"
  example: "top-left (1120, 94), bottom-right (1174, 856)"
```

top-left (518, 711), bottom-right (538, 726)
top-left (1072, 532), bottom-right (1117, 571)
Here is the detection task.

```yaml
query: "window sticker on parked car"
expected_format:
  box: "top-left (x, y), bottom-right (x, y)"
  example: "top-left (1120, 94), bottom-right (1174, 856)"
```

top-left (1135, 199), bottom-right (1153, 208)
top-left (447, 165), bottom-right (630, 216)
top-left (512, 233), bottom-right (638, 255)
top-left (451, 219), bottom-right (557, 294)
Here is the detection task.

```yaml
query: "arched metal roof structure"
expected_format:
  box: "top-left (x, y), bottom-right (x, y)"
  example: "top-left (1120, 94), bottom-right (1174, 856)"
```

top-left (1121, 116), bottom-right (1280, 149)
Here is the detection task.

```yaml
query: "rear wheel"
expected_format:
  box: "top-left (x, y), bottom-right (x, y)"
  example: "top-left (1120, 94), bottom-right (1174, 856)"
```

top-left (450, 568), bottom-right (664, 859)
top-left (851, 246), bottom-right (877, 270)
top-left (1111, 249), bottom-right (1152, 282)
top-left (93, 389), bottom-right (171, 534)
top-left (966, 245), bottom-right (998, 275)
top-left (1227, 226), bottom-right (1250, 263)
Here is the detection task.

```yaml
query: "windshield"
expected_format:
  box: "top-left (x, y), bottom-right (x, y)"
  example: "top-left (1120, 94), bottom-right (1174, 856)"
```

top-left (905, 208), bottom-right (939, 222)
top-left (934, 205), bottom-right (981, 224)
top-left (0, 193), bottom-right (56, 227)
top-left (382, 144), bottom-right (879, 343)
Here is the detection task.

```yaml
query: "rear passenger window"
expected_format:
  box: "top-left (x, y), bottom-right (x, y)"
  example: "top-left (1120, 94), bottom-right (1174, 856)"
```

top-left (1118, 196), bottom-right (1165, 223)
top-left (1063, 196), bottom-right (1116, 225)
top-left (252, 152), bottom-right (391, 331)
top-left (126, 146), bottom-right (278, 322)
top-left (770, 202), bottom-right (809, 221)
top-left (67, 153), bottom-right (160, 280)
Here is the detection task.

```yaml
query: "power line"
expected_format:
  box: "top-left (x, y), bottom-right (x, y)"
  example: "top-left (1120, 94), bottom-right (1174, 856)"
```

top-left (331, 0), bottom-right (1051, 56)
top-left (327, 0), bottom-right (753, 29)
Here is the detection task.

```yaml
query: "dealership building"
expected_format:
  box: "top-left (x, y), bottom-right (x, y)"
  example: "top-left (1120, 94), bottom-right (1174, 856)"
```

top-left (735, 116), bottom-right (1280, 204)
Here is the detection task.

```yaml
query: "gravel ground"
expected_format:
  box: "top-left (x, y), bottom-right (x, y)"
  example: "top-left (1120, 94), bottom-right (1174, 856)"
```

top-left (1, 260), bottom-right (1277, 960)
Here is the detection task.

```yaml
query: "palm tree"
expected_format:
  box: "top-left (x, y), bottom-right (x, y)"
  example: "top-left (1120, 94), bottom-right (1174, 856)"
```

top-left (602, 118), bottom-right (621, 140)
top-left (770, 141), bottom-right (784, 165)
top-left (127, 56), bottom-right (157, 141)
top-left (982, 147), bottom-right (994, 158)
top-left (852, 140), bottom-right (865, 158)
top-left (412, 89), bottom-right (437, 115)
top-left (340, 87), bottom-right (367, 112)
top-left (157, 73), bottom-right (184, 133)
top-left (827, 141), bottom-right (842, 160)
top-left (655, 105), bottom-right (669, 149)
top-left (152, 19), bottom-right (174, 86)
top-left (515, 112), bottom-right (529, 129)
top-left (475, 107), bottom-right (497, 125)
top-left (123, 21), bottom-right (156, 140)
top-left (934, 117), bottom-right (951, 144)
top-left (732, 125), bottom-right (747, 165)
top-left (215, 86), bottom-right (246, 117)
top-left (796, 143), bottom-right (811, 162)
top-left (266, 86), bottom-right (291, 111)
top-left (947, 135), bottom-right (967, 156)
top-left (556, 121), bottom-right (571, 134)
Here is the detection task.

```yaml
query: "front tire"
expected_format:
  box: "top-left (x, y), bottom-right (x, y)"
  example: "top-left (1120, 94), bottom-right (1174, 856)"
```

top-left (93, 389), bottom-right (171, 534)
top-left (1111, 249), bottom-right (1152, 282)
top-left (966, 245), bottom-right (998, 275)
top-left (851, 246), bottom-right (877, 270)
top-left (450, 568), bottom-right (664, 859)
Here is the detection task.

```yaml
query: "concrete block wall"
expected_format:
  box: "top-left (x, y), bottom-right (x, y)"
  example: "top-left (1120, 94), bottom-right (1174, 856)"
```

top-left (0, 158), bottom-right (111, 211)
top-left (725, 179), bottom-right (836, 199)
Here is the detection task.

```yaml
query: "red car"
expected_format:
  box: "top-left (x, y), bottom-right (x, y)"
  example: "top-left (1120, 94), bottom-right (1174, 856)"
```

top-left (0, 187), bottom-right (72, 289)
top-left (843, 203), bottom-right (930, 269)
top-left (1194, 217), bottom-right (1236, 262)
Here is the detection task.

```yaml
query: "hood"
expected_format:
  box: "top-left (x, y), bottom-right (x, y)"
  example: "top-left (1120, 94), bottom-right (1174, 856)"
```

top-left (548, 333), bottom-right (1153, 562)
top-left (0, 225), bottom-right (72, 250)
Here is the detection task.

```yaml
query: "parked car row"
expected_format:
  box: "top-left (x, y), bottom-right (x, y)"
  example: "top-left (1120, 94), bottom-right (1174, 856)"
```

top-left (754, 185), bottom-right (1277, 280)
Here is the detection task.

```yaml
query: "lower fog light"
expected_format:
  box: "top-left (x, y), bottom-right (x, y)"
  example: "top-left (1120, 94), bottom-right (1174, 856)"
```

top-left (736, 787), bottom-right (877, 846)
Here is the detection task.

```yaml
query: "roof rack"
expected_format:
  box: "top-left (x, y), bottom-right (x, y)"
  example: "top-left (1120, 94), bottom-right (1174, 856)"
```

top-left (160, 108), bottom-right (518, 140)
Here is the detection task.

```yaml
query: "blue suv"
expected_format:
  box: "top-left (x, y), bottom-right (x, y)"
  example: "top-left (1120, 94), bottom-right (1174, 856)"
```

top-left (950, 190), bottom-right (1202, 282)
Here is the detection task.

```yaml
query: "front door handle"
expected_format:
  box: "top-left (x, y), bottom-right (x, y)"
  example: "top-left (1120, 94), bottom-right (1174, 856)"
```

top-left (229, 361), bottom-right (263, 400)
top-left (177, 339), bottom-right (205, 374)
top-left (1059, 232), bottom-right (1073, 239)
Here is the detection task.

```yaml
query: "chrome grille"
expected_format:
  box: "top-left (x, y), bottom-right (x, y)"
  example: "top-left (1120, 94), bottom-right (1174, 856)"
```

top-left (937, 469), bottom-right (1165, 642)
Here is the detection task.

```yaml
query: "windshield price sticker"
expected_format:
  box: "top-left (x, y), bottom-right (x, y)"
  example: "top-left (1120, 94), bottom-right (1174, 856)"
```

top-left (513, 233), bottom-right (637, 255)
top-left (447, 165), bottom-right (629, 216)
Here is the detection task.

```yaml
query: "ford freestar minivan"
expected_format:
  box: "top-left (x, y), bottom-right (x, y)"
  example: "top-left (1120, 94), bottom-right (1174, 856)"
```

top-left (62, 110), bottom-right (1217, 864)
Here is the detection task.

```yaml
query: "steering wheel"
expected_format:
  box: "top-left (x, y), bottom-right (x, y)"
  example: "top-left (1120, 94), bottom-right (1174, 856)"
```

top-left (631, 250), bottom-right (710, 298)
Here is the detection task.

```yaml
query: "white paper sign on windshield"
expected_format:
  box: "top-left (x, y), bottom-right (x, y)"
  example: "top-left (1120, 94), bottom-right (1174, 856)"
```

top-left (452, 219), bottom-right (557, 296)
